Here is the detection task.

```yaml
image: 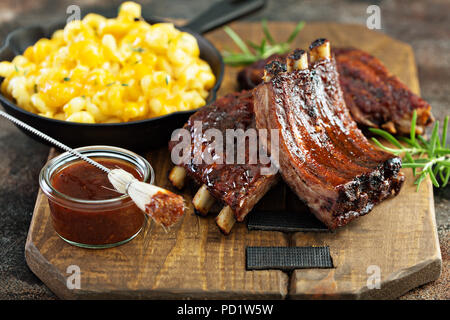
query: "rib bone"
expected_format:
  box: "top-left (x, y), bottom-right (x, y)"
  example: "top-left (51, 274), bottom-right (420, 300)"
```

top-left (168, 166), bottom-right (187, 190)
top-left (286, 49), bottom-right (307, 71)
top-left (263, 60), bottom-right (287, 82)
top-left (215, 206), bottom-right (236, 235)
top-left (309, 38), bottom-right (331, 62)
top-left (192, 184), bottom-right (215, 216)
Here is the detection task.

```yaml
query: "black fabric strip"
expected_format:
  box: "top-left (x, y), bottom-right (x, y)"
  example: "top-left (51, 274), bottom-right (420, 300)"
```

top-left (246, 246), bottom-right (334, 270)
top-left (247, 210), bottom-right (329, 232)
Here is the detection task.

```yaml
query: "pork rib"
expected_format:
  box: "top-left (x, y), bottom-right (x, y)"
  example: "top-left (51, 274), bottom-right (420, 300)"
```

top-left (238, 48), bottom-right (433, 135)
top-left (168, 91), bottom-right (279, 225)
top-left (334, 47), bottom-right (433, 135)
top-left (253, 39), bottom-right (405, 229)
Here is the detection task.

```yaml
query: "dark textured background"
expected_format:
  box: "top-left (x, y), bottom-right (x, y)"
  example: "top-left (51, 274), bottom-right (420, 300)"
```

top-left (0, 0), bottom-right (448, 299)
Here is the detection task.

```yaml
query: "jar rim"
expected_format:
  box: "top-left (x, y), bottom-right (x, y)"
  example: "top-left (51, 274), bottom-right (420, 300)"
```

top-left (39, 145), bottom-right (154, 207)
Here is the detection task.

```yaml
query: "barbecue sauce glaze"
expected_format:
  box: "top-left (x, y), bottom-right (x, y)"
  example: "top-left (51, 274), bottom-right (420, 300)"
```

top-left (169, 91), bottom-right (278, 221)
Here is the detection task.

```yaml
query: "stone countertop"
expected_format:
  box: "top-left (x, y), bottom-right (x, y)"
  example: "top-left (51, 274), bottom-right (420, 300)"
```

top-left (0, 0), bottom-right (448, 300)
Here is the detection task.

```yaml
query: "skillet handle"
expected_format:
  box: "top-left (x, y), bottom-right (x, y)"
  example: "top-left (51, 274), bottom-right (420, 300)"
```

top-left (183, 0), bottom-right (266, 34)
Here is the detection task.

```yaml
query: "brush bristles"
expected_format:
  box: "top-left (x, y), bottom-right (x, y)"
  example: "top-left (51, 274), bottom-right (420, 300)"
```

top-left (128, 181), bottom-right (164, 211)
top-left (108, 168), bottom-right (185, 227)
top-left (108, 168), bottom-right (136, 194)
top-left (128, 180), bottom-right (185, 227)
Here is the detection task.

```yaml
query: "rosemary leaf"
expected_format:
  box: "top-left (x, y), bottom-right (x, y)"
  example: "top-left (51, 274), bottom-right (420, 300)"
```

top-left (410, 110), bottom-right (417, 145)
top-left (439, 166), bottom-right (446, 182)
top-left (370, 111), bottom-right (450, 191)
top-left (417, 135), bottom-right (429, 148)
top-left (262, 19), bottom-right (275, 45)
top-left (223, 27), bottom-right (251, 55)
top-left (287, 21), bottom-right (305, 43)
top-left (247, 40), bottom-right (260, 51)
top-left (222, 20), bottom-right (305, 66)
top-left (369, 128), bottom-right (403, 148)
top-left (404, 152), bottom-right (416, 175)
top-left (429, 121), bottom-right (440, 157)
top-left (433, 163), bottom-right (440, 176)
top-left (371, 137), bottom-right (402, 154)
top-left (442, 116), bottom-right (449, 148)
top-left (402, 163), bottom-right (426, 168)
top-left (223, 53), bottom-right (259, 66)
top-left (414, 158), bottom-right (432, 163)
top-left (405, 152), bottom-right (416, 175)
top-left (428, 167), bottom-right (440, 187)
top-left (259, 39), bottom-right (267, 56)
top-left (443, 167), bottom-right (450, 187)
top-left (415, 171), bottom-right (428, 191)
top-left (437, 148), bottom-right (450, 154)
top-left (437, 159), bottom-right (450, 166)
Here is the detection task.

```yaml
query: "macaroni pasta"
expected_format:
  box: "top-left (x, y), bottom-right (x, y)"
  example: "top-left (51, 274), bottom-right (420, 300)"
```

top-left (0, 2), bottom-right (215, 123)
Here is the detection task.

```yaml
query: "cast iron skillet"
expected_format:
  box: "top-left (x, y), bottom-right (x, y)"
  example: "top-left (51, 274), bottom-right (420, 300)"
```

top-left (0, 0), bottom-right (266, 150)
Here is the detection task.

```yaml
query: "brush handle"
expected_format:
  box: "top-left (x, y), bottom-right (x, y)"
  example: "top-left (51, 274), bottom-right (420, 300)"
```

top-left (0, 110), bottom-right (110, 173)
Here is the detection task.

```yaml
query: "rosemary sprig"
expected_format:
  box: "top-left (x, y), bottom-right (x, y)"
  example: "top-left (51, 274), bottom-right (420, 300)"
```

top-left (369, 110), bottom-right (450, 191)
top-left (222, 20), bottom-right (305, 67)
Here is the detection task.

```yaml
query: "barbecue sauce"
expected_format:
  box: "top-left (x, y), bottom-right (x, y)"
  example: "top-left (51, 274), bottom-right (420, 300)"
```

top-left (48, 158), bottom-right (145, 246)
top-left (145, 191), bottom-right (185, 227)
top-left (51, 158), bottom-right (141, 200)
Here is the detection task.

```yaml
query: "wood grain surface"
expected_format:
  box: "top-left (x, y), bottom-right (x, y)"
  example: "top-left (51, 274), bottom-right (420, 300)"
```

top-left (25, 22), bottom-right (441, 299)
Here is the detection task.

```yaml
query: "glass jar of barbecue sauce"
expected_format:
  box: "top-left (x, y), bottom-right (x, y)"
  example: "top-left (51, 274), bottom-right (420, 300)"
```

top-left (39, 146), bottom-right (154, 249)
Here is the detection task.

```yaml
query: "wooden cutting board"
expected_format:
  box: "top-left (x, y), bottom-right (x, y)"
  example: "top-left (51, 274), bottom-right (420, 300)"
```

top-left (25, 22), bottom-right (441, 299)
